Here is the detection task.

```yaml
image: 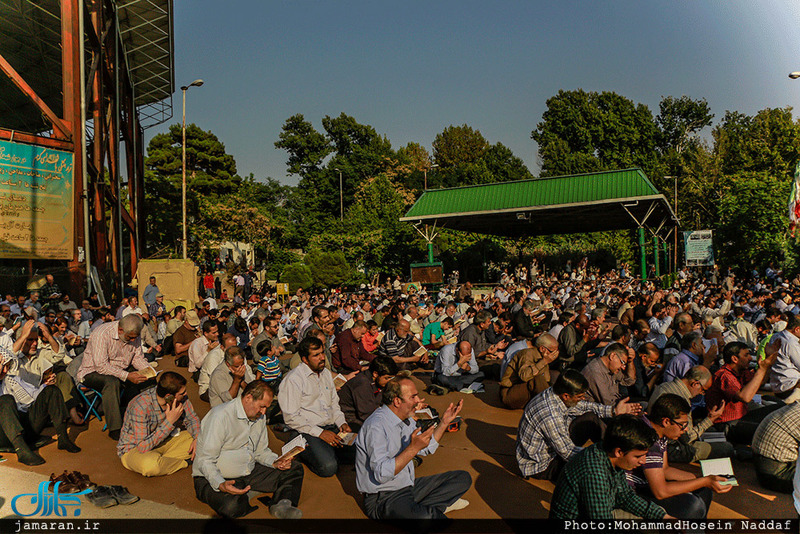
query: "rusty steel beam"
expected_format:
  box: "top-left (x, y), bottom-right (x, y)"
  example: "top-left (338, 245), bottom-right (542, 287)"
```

top-left (63, 0), bottom-right (87, 296)
top-left (0, 53), bottom-right (71, 140)
top-left (0, 128), bottom-right (74, 151)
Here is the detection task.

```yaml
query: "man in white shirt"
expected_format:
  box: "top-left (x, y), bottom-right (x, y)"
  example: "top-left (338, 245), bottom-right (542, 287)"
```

top-left (277, 336), bottom-right (353, 478)
top-left (198, 333), bottom-right (236, 403)
top-left (771, 314), bottom-right (800, 404)
top-left (647, 303), bottom-right (675, 349)
top-left (188, 321), bottom-right (220, 380)
top-left (121, 296), bottom-right (144, 317)
top-left (193, 380), bottom-right (304, 518)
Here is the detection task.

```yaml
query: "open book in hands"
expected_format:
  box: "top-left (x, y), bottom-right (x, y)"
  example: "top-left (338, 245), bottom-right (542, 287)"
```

top-left (277, 434), bottom-right (307, 463)
top-left (337, 431), bottom-right (357, 446)
top-left (139, 365), bottom-right (158, 379)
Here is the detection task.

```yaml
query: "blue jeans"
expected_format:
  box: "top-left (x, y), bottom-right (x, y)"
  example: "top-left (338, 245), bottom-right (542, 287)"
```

top-left (289, 425), bottom-right (355, 478)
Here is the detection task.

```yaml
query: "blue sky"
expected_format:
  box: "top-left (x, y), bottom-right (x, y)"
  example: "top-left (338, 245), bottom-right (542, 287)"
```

top-left (146, 1), bottom-right (800, 185)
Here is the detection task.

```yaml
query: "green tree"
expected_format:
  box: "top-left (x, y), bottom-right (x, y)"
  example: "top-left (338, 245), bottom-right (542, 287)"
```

top-left (396, 142), bottom-right (432, 191)
top-left (433, 124), bottom-right (489, 168)
top-left (716, 171), bottom-right (790, 268)
top-left (482, 142), bottom-right (534, 182)
top-left (144, 123), bottom-right (241, 256)
top-left (713, 107), bottom-right (800, 178)
top-left (531, 89), bottom-right (660, 178)
top-left (274, 114), bottom-right (331, 179)
top-left (656, 96), bottom-right (714, 156)
top-left (432, 125), bottom-right (490, 187)
top-left (304, 250), bottom-right (354, 288)
top-left (653, 95), bottom-right (716, 232)
top-left (280, 262), bottom-right (314, 292)
top-left (146, 123), bottom-right (240, 195)
top-left (192, 190), bottom-right (283, 265)
top-left (709, 107), bottom-right (800, 269)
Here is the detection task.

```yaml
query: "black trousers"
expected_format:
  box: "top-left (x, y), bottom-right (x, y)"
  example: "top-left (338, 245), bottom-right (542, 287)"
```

top-left (193, 461), bottom-right (304, 518)
top-left (81, 372), bottom-right (152, 432)
top-left (0, 394), bottom-right (26, 447)
top-left (26, 385), bottom-right (69, 435)
top-left (363, 470), bottom-right (471, 521)
top-left (0, 386), bottom-right (67, 446)
top-left (754, 454), bottom-right (795, 494)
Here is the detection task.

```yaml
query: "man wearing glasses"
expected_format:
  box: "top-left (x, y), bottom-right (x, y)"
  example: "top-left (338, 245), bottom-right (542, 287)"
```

top-left (626, 394), bottom-right (732, 520)
top-left (581, 343), bottom-right (637, 407)
top-left (118, 371), bottom-right (200, 477)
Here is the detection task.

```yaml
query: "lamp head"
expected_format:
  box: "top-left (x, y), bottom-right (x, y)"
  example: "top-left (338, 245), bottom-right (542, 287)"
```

top-left (181, 79), bottom-right (205, 90)
top-left (790, 72), bottom-right (800, 80)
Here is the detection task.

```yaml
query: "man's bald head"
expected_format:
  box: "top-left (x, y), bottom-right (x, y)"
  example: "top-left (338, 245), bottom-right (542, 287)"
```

top-left (396, 319), bottom-right (411, 336)
top-left (457, 341), bottom-right (472, 356)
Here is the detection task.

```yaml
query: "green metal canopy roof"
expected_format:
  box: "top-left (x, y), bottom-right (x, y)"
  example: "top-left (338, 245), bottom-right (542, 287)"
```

top-left (401, 168), bottom-right (678, 238)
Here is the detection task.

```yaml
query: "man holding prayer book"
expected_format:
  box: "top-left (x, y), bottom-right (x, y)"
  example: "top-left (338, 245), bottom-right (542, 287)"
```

top-left (77, 314), bottom-right (154, 441)
top-left (278, 336), bottom-right (356, 477)
top-left (356, 376), bottom-right (472, 521)
top-left (193, 380), bottom-right (304, 519)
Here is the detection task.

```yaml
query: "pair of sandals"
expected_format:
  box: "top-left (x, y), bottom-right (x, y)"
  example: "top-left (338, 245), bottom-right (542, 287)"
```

top-left (48, 470), bottom-right (95, 493)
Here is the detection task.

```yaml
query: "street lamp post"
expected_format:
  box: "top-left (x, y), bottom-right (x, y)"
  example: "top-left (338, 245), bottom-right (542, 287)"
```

top-left (334, 168), bottom-right (343, 220)
top-left (181, 79), bottom-right (204, 259)
top-left (424, 163), bottom-right (439, 190)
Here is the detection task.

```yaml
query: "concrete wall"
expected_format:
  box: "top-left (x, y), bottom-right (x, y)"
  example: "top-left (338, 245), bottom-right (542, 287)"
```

top-left (137, 259), bottom-right (198, 309)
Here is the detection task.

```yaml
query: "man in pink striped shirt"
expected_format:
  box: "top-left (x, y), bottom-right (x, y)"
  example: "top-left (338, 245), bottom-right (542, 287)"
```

top-left (78, 314), bottom-right (152, 440)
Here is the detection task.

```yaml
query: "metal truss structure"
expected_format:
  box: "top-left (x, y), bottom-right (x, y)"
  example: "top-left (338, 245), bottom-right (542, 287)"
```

top-left (0, 0), bottom-right (174, 300)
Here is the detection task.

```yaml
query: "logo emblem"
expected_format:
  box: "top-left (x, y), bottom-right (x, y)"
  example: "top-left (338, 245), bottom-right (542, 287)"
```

top-left (11, 481), bottom-right (91, 517)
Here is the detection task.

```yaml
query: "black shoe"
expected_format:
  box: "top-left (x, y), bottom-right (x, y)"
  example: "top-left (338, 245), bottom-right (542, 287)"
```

top-left (58, 439), bottom-right (81, 454)
top-left (107, 485), bottom-right (139, 505)
top-left (86, 487), bottom-right (118, 508)
top-left (108, 429), bottom-right (120, 441)
top-left (33, 436), bottom-right (54, 449)
top-left (17, 448), bottom-right (45, 466)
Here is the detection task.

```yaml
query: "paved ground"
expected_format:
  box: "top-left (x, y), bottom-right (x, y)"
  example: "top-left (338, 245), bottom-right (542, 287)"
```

top-left (0, 356), bottom-right (794, 521)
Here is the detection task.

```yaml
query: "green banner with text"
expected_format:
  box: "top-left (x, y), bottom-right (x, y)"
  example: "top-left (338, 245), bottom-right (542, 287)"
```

top-left (0, 139), bottom-right (74, 259)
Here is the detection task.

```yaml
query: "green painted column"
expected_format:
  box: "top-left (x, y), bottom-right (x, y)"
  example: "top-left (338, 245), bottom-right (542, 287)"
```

top-left (663, 241), bottom-right (669, 274)
top-left (654, 236), bottom-right (660, 278)
top-left (428, 242), bottom-right (434, 264)
top-left (639, 227), bottom-right (646, 278)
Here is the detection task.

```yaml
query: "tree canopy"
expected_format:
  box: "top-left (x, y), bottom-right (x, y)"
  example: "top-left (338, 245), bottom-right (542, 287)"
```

top-left (143, 94), bottom-right (800, 281)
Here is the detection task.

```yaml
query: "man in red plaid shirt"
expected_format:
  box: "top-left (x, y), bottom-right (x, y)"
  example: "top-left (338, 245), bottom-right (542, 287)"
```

top-left (117, 371), bottom-right (200, 477)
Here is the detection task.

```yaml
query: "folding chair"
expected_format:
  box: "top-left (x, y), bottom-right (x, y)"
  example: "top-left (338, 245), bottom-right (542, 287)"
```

top-left (76, 383), bottom-right (107, 431)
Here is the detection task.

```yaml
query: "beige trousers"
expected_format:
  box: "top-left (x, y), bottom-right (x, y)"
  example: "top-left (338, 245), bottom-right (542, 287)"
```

top-left (120, 430), bottom-right (194, 477)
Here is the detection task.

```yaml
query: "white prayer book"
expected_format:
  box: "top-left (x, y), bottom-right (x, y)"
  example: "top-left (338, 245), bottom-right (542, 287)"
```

top-left (278, 435), bottom-right (307, 462)
top-left (700, 458), bottom-right (738, 486)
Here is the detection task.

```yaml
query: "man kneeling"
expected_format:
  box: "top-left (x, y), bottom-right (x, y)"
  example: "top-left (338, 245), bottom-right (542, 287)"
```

top-left (117, 371), bottom-right (199, 477)
top-left (356, 376), bottom-right (471, 521)
top-left (193, 381), bottom-right (304, 519)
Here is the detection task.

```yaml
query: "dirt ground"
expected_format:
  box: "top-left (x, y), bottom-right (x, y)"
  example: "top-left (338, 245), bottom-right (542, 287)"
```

top-left (0, 355), bottom-right (794, 521)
